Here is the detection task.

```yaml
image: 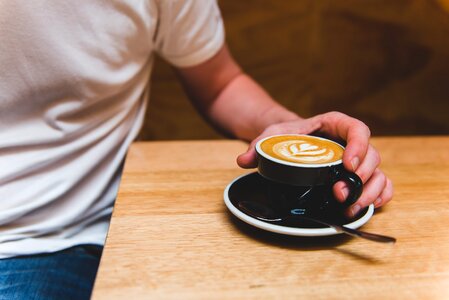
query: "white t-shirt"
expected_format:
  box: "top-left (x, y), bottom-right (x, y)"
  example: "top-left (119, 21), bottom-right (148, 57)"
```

top-left (0, 0), bottom-right (224, 258)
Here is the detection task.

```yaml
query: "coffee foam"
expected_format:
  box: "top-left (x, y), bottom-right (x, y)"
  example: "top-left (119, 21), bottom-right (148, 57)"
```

top-left (259, 135), bottom-right (344, 165)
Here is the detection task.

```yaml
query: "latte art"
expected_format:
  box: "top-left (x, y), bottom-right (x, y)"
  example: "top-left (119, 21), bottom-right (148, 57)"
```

top-left (260, 135), bottom-right (344, 165)
top-left (273, 140), bottom-right (336, 163)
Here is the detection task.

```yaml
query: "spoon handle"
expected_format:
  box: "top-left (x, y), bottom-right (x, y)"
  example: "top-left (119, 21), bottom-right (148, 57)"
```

top-left (237, 201), bottom-right (396, 244)
top-left (299, 216), bottom-right (396, 244)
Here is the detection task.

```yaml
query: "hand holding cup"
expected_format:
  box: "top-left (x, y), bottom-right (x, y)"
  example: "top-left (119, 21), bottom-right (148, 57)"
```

top-left (237, 112), bottom-right (393, 217)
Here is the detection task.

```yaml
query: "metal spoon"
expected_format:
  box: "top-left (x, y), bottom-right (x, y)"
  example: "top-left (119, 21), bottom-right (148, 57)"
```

top-left (238, 201), bottom-right (396, 244)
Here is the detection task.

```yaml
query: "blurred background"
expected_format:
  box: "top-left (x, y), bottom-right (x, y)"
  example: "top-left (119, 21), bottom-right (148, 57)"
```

top-left (141, 0), bottom-right (449, 140)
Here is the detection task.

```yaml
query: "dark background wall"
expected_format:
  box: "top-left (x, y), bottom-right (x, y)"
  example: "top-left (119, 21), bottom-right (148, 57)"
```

top-left (141, 0), bottom-right (449, 141)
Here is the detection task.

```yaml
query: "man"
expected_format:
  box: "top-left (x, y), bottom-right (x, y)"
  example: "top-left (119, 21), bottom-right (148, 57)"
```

top-left (0, 1), bottom-right (392, 298)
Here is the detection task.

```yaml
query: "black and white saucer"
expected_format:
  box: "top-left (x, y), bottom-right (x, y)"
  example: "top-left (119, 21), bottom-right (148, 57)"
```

top-left (224, 172), bottom-right (374, 236)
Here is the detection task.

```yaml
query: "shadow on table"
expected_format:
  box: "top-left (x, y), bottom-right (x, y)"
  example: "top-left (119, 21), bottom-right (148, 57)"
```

top-left (226, 214), bottom-right (385, 264)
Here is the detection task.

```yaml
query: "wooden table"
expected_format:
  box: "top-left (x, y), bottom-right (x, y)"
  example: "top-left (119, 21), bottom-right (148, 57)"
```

top-left (92, 137), bottom-right (449, 299)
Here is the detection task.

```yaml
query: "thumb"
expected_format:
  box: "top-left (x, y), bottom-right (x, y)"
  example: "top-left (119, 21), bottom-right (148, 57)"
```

top-left (237, 145), bottom-right (258, 169)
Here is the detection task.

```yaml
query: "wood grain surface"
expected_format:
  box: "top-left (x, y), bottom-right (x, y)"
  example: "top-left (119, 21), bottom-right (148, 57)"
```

top-left (93, 137), bottom-right (449, 299)
top-left (142, 1), bottom-right (449, 141)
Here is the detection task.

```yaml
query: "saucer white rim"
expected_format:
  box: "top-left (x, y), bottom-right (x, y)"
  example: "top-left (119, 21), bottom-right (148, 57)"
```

top-left (224, 172), bottom-right (374, 237)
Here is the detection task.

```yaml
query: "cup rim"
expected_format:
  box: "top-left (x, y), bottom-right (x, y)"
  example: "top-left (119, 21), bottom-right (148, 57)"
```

top-left (255, 134), bottom-right (344, 168)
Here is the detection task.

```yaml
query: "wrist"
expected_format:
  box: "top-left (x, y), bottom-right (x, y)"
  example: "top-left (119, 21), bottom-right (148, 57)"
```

top-left (257, 105), bottom-right (302, 131)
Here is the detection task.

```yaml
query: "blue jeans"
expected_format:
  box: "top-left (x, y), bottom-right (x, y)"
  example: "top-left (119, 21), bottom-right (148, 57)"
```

top-left (0, 244), bottom-right (103, 300)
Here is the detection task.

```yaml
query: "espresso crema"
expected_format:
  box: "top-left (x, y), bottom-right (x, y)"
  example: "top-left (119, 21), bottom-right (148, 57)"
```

top-left (260, 135), bottom-right (344, 164)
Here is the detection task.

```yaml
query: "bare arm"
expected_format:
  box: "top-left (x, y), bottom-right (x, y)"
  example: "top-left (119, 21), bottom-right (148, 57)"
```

top-left (174, 45), bottom-right (298, 141)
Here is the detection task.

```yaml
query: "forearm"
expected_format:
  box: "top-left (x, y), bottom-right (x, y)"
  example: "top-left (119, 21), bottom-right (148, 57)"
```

top-left (175, 45), bottom-right (300, 141)
top-left (206, 72), bottom-right (300, 141)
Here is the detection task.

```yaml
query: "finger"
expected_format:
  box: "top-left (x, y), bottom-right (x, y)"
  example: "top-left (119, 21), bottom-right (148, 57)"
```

top-left (346, 169), bottom-right (387, 218)
top-left (333, 144), bottom-right (380, 199)
top-left (332, 181), bottom-right (348, 203)
top-left (237, 143), bottom-right (258, 168)
top-left (374, 178), bottom-right (394, 208)
top-left (354, 144), bottom-right (381, 183)
top-left (237, 131), bottom-right (272, 168)
top-left (320, 112), bottom-right (370, 172)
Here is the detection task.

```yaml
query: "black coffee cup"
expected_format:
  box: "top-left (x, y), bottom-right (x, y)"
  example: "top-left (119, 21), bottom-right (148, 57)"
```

top-left (255, 134), bottom-right (363, 207)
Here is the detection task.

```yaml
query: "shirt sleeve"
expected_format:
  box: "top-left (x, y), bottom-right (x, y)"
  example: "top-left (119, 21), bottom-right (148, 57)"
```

top-left (154, 0), bottom-right (225, 68)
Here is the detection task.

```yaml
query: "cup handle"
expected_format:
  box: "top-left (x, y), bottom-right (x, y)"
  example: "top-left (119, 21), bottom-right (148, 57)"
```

top-left (330, 167), bottom-right (363, 207)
